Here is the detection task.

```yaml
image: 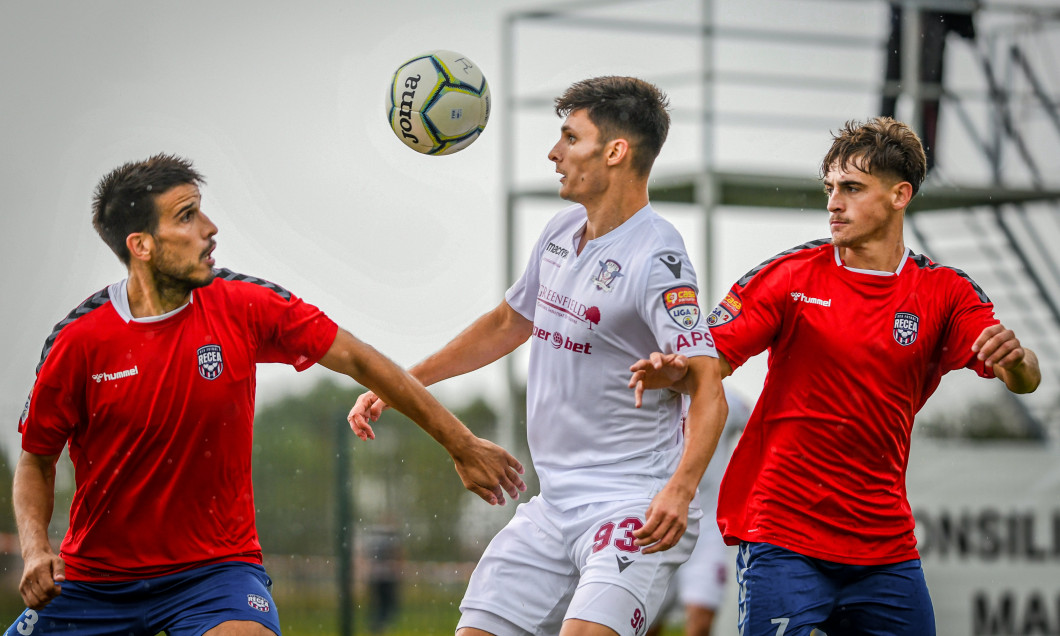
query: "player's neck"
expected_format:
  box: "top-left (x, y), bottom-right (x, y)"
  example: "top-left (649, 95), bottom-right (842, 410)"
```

top-left (577, 182), bottom-right (649, 254)
top-left (837, 239), bottom-right (907, 273)
top-left (126, 266), bottom-right (193, 318)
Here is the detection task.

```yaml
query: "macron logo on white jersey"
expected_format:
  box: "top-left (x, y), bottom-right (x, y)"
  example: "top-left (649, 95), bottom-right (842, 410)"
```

top-left (92, 366), bottom-right (139, 383)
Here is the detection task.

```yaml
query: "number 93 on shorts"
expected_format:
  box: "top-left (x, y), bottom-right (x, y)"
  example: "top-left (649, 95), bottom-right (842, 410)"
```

top-left (458, 496), bottom-right (703, 636)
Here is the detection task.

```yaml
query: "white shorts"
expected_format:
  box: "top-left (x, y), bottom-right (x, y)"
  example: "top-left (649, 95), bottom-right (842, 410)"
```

top-left (458, 495), bottom-right (701, 636)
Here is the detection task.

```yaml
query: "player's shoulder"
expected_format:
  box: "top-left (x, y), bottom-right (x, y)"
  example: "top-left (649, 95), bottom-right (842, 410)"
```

top-left (735, 238), bottom-right (832, 288)
top-left (905, 252), bottom-right (990, 303)
top-left (207, 268), bottom-right (294, 302)
top-left (637, 206), bottom-right (685, 247)
top-left (36, 286), bottom-right (115, 373)
top-left (543, 204), bottom-right (587, 233)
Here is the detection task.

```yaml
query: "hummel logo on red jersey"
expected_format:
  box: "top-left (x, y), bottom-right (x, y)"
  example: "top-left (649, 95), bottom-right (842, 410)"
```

top-left (790, 291), bottom-right (831, 307)
top-left (91, 366), bottom-right (139, 383)
top-left (616, 555), bottom-right (635, 573)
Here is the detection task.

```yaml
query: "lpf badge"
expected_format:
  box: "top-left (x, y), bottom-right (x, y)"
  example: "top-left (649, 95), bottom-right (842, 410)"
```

top-left (663, 285), bottom-right (701, 330)
top-left (197, 344), bottom-right (224, 380)
top-left (707, 290), bottom-right (742, 326)
top-left (893, 311), bottom-right (919, 346)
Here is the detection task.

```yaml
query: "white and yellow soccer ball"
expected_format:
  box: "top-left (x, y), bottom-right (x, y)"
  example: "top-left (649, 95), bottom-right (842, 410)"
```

top-left (386, 50), bottom-right (491, 155)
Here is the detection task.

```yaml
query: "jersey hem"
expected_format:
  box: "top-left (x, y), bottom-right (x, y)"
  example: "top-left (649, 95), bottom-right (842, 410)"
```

top-left (60, 553), bottom-right (263, 582)
top-left (724, 532), bottom-right (919, 566)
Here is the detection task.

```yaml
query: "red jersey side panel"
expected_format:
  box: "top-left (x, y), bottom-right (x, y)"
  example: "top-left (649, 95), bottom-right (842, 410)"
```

top-left (708, 243), bottom-right (998, 565)
top-left (19, 270), bottom-right (338, 581)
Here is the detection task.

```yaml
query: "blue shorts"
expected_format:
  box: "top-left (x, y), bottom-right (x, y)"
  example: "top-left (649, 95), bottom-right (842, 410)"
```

top-left (735, 542), bottom-right (935, 636)
top-left (4, 561), bottom-right (280, 636)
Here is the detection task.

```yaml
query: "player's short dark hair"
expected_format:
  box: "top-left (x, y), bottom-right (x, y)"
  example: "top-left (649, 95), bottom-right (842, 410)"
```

top-left (820, 117), bottom-right (927, 195)
top-left (554, 76), bottom-right (670, 177)
top-left (92, 153), bottom-right (206, 265)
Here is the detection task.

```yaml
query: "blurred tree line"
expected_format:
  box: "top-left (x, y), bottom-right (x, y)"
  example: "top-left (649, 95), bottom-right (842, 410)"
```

top-left (0, 377), bottom-right (536, 577)
top-left (0, 381), bottom-right (1048, 565)
top-left (0, 383), bottom-right (1049, 554)
top-left (251, 377), bottom-right (535, 562)
top-left (0, 379), bottom-right (1047, 608)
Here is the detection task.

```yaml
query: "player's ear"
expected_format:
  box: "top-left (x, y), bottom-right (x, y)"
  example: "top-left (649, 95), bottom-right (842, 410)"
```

top-left (126, 232), bottom-right (154, 263)
top-left (605, 138), bottom-right (630, 167)
top-left (891, 181), bottom-right (914, 211)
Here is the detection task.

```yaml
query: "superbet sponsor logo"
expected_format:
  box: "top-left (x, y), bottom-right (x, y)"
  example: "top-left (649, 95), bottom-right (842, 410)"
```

top-left (533, 326), bottom-right (592, 354)
top-left (675, 330), bottom-right (714, 352)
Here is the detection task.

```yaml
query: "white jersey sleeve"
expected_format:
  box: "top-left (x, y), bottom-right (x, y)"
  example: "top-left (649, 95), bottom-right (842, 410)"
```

top-left (638, 247), bottom-right (718, 359)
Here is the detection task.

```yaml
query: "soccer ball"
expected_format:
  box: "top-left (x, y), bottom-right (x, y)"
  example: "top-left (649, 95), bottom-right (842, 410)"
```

top-left (386, 50), bottom-right (491, 155)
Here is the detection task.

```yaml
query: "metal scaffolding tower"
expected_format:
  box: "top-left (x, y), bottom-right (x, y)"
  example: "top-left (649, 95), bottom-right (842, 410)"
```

top-left (499, 0), bottom-right (1060, 440)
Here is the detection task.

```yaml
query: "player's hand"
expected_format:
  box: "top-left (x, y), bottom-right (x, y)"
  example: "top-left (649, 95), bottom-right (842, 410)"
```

top-left (972, 323), bottom-right (1026, 370)
top-left (449, 437), bottom-right (527, 506)
top-left (347, 391), bottom-right (389, 441)
top-left (628, 352), bottom-right (690, 407)
top-left (19, 547), bottom-right (64, 610)
top-left (633, 487), bottom-right (689, 555)
top-left (973, 323), bottom-right (1040, 394)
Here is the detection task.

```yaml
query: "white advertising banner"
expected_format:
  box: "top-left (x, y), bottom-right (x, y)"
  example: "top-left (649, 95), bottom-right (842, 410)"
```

top-left (711, 439), bottom-right (1060, 635)
top-left (908, 440), bottom-right (1060, 636)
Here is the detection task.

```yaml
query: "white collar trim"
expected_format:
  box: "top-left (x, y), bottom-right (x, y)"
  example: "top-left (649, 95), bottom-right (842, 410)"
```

top-left (833, 246), bottom-right (910, 277)
top-left (108, 279), bottom-right (193, 324)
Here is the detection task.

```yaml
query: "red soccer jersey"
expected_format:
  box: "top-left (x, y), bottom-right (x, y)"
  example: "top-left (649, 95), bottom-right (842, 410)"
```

top-left (708, 240), bottom-right (998, 565)
top-left (19, 270), bottom-right (338, 581)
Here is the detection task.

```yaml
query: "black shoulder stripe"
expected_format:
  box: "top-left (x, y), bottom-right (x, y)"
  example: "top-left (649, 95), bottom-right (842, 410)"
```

top-left (910, 254), bottom-right (991, 303)
top-left (214, 268), bottom-right (292, 301)
top-left (736, 238), bottom-right (831, 287)
top-left (37, 287), bottom-right (112, 374)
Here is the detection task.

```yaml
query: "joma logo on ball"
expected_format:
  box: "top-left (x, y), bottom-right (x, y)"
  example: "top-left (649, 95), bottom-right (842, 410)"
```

top-left (397, 74), bottom-right (421, 143)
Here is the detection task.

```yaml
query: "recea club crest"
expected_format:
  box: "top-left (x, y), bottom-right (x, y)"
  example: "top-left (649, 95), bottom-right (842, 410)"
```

top-left (247, 594), bottom-right (270, 612)
top-left (197, 344), bottom-right (224, 380)
top-left (893, 311), bottom-right (919, 346)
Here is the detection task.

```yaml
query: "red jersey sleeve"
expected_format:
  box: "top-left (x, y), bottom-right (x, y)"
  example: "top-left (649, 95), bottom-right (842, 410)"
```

top-left (213, 272), bottom-right (338, 371)
top-left (706, 252), bottom-right (796, 370)
top-left (937, 268), bottom-right (999, 378)
top-left (256, 294), bottom-right (338, 371)
top-left (20, 329), bottom-right (86, 455)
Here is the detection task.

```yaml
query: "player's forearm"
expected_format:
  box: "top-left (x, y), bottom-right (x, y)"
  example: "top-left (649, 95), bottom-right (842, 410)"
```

top-left (410, 301), bottom-right (532, 387)
top-left (673, 389), bottom-right (727, 498)
top-left (374, 372), bottom-right (476, 451)
top-left (13, 452), bottom-right (58, 559)
top-left (324, 332), bottom-right (478, 449)
top-left (668, 358), bottom-right (728, 499)
top-left (996, 347), bottom-right (1041, 394)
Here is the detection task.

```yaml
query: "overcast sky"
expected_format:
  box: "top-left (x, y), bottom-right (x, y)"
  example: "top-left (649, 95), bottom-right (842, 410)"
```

top-left (2, 0), bottom-right (1057, 459)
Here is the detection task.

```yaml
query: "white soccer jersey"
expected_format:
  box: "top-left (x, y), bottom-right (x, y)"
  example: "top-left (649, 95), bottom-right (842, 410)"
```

top-left (506, 204), bottom-right (718, 511)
